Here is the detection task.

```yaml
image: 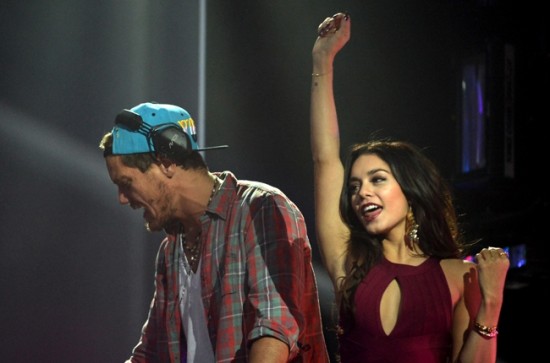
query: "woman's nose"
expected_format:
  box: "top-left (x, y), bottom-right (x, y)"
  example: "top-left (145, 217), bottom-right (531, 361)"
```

top-left (359, 184), bottom-right (373, 198)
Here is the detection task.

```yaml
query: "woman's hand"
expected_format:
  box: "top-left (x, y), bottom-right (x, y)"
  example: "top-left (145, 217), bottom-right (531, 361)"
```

top-left (475, 247), bottom-right (510, 304)
top-left (312, 12), bottom-right (351, 73)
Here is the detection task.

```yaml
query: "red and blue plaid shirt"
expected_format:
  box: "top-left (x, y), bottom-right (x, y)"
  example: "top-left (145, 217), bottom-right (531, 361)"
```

top-left (126, 171), bottom-right (330, 362)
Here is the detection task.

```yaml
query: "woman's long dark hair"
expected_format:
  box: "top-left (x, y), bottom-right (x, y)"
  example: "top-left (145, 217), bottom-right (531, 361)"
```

top-left (338, 140), bottom-right (467, 316)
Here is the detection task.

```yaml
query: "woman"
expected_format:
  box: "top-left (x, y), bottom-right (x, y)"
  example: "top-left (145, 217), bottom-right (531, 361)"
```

top-left (310, 12), bottom-right (510, 363)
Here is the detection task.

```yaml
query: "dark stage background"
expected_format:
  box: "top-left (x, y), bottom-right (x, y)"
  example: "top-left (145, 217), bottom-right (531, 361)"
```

top-left (1, 1), bottom-right (548, 362)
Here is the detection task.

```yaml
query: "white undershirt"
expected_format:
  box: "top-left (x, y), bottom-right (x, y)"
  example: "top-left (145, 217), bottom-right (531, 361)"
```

top-left (179, 236), bottom-right (215, 363)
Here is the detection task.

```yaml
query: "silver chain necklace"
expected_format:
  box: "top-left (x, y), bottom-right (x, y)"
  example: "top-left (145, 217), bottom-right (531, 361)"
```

top-left (181, 176), bottom-right (220, 271)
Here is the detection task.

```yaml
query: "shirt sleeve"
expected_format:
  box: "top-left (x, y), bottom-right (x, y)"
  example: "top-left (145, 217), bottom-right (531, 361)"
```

top-left (127, 246), bottom-right (164, 362)
top-left (128, 238), bottom-right (183, 362)
top-left (244, 191), bottom-right (309, 359)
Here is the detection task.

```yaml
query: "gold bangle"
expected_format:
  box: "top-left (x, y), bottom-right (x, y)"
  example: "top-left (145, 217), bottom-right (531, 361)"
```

top-left (312, 71), bottom-right (331, 77)
top-left (473, 322), bottom-right (498, 339)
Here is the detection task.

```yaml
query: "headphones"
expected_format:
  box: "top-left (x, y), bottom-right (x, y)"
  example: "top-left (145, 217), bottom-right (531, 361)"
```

top-left (115, 109), bottom-right (196, 163)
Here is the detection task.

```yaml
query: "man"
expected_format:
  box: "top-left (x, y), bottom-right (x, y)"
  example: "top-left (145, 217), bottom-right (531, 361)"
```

top-left (99, 102), bottom-right (329, 363)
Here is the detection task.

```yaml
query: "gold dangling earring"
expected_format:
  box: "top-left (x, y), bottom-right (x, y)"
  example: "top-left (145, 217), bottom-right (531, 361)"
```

top-left (406, 205), bottom-right (419, 246)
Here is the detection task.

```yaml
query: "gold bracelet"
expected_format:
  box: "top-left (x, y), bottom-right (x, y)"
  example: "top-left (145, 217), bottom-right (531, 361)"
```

top-left (312, 71), bottom-right (332, 77)
top-left (473, 322), bottom-right (498, 339)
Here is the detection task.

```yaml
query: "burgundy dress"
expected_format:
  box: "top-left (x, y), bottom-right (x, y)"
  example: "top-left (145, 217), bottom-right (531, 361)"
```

top-left (338, 257), bottom-right (453, 363)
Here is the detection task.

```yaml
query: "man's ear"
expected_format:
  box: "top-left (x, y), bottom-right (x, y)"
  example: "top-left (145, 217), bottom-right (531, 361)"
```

top-left (158, 157), bottom-right (177, 177)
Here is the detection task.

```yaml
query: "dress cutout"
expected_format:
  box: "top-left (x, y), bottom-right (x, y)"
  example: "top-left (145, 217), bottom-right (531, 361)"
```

top-left (338, 257), bottom-right (452, 363)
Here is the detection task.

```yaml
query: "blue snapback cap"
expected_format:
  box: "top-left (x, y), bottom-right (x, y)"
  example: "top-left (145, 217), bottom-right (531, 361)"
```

top-left (111, 102), bottom-right (227, 155)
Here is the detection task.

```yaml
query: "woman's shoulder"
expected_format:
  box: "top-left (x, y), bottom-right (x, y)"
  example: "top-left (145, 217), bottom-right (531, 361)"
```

top-left (440, 257), bottom-right (476, 273)
top-left (439, 258), bottom-right (478, 303)
top-left (439, 258), bottom-right (477, 287)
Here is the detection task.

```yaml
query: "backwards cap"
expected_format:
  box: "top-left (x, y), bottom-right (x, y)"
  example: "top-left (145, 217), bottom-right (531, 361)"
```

top-left (110, 102), bottom-right (227, 155)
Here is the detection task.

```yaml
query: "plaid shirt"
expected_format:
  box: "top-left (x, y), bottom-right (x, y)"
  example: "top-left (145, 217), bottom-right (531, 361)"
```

top-left (127, 171), bottom-right (330, 363)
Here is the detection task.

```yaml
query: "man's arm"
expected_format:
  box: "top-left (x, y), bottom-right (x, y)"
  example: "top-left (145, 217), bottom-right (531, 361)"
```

top-left (249, 337), bottom-right (289, 363)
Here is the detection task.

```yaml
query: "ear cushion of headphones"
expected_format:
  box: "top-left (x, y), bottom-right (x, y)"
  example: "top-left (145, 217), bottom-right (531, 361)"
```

top-left (150, 125), bottom-right (193, 160)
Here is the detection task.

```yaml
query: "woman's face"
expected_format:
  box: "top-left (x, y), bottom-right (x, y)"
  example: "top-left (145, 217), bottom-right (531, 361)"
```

top-left (348, 154), bottom-right (409, 240)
